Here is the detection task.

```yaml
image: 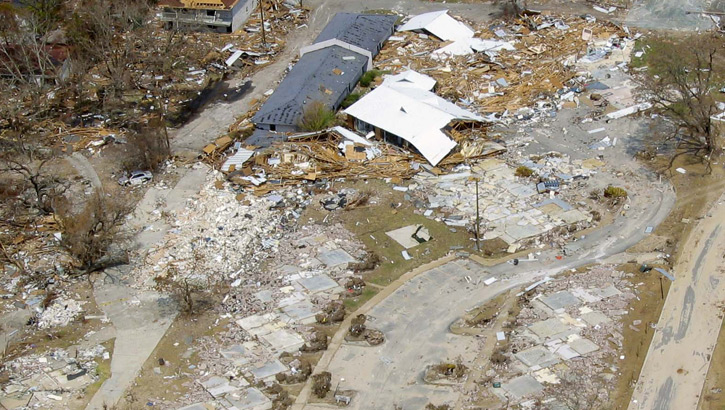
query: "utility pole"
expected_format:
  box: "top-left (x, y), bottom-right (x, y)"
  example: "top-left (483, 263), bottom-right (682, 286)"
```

top-left (259, 0), bottom-right (267, 48)
top-left (475, 177), bottom-right (481, 252)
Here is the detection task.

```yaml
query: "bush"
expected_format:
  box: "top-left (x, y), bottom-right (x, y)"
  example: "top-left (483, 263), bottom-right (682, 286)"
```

top-left (54, 190), bottom-right (130, 274)
top-left (514, 165), bottom-right (534, 177)
top-left (359, 69), bottom-right (382, 87)
top-left (312, 372), bottom-right (332, 398)
top-left (341, 92), bottom-right (361, 108)
top-left (297, 101), bottom-right (336, 131)
top-left (603, 185), bottom-right (628, 198)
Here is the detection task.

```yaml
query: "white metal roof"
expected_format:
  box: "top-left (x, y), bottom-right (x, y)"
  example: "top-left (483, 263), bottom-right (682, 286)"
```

top-left (431, 38), bottom-right (516, 60)
top-left (221, 148), bottom-right (255, 172)
top-left (344, 72), bottom-right (484, 165)
top-left (398, 10), bottom-right (474, 42)
top-left (382, 70), bottom-right (437, 91)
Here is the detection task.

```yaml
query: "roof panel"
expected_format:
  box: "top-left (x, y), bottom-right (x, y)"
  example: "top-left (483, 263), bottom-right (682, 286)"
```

top-left (252, 46), bottom-right (367, 127)
top-left (314, 13), bottom-right (397, 56)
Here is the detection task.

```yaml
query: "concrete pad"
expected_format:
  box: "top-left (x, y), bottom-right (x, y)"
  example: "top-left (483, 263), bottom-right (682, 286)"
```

top-left (236, 313), bottom-right (275, 331)
top-left (515, 345), bottom-right (561, 368)
top-left (280, 300), bottom-right (319, 325)
top-left (250, 360), bottom-right (286, 380)
top-left (261, 329), bottom-right (305, 354)
top-left (386, 225), bottom-right (424, 249)
top-left (223, 387), bottom-right (272, 410)
top-left (580, 310), bottom-right (611, 326)
top-left (502, 375), bottom-right (544, 399)
top-left (592, 285), bottom-right (621, 299)
top-left (540, 291), bottom-right (581, 311)
top-left (200, 376), bottom-right (237, 398)
top-left (528, 318), bottom-right (569, 339)
top-left (297, 275), bottom-right (339, 293)
top-left (569, 337), bottom-right (600, 355)
top-left (548, 341), bottom-right (580, 360)
top-left (220, 344), bottom-right (248, 366)
top-left (571, 288), bottom-right (601, 303)
top-left (317, 249), bottom-right (355, 267)
top-left (533, 368), bottom-right (560, 384)
top-left (505, 222), bottom-right (547, 241)
top-left (559, 209), bottom-right (589, 224)
top-left (254, 290), bottom-right (274, 303)
top-left (178, 403), bottom-right (214, 410)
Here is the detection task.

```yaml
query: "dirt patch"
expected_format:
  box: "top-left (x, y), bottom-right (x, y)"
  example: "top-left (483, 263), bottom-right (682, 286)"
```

top-left (606, 263), bottom-right (671, 410)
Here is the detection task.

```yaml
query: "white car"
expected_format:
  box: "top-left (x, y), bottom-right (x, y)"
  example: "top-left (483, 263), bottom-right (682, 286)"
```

top-left (118, 170), bottom-right (152, 186)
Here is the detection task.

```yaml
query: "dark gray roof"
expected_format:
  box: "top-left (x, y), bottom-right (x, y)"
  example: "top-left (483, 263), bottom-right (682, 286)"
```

top-left (252, 46), bottom-right (367, 127)
top-left (314, 13), bottom-right (397, 56)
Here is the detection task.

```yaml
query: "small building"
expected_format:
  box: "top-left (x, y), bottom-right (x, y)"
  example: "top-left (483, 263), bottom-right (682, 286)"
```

top-left (158, 0), bottom-right (257, 33)
top-left (251, 13), bottom-right (397, 136)
top-left (343, 70), bottom-right (484, 166)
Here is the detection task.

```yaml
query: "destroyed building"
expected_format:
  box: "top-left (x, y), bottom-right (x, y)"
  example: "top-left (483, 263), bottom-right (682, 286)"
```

top-left (158, 0), bottom-right (258, 33)
top-left (343, 70), bottom-right (485, 165)
top-left (250, 13), bottom-right (397, 139)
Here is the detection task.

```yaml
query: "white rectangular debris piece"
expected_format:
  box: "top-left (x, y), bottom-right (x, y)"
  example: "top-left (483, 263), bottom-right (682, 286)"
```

top-left (587, 127), bottom-right (605, 134)
top-left (496, 331), bottom-right (506, 341)
top-left (675, 167), bottom-right (686, 174)
top-left (483, 277), bottom-right (497, 286)
top-left (225, 50), bottom-right (244, 67)
top-left (221, 148), bottom-right (255, 172)
top-left (606, 102), bottom-right (652, 119)
top-left (402, 250), bottom-right (412, 260)
top-left (393, 186), bottom-right (409, 192)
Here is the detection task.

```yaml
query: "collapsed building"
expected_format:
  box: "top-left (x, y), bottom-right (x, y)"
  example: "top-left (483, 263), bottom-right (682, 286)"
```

top-left (158, 0), bottom-right (258, 33)
top-left (249, 13), bottom-right (397, 142)
top-left (343, 70), bottom-right (485, 166)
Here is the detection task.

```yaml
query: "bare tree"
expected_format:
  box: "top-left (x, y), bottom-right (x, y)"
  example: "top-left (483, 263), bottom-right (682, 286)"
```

top-left (0, 143), bottom-right (66, 214)
top-left (54, 190), bottom-right (131, 274)
top-left (637, 34), bottom-right (723, 172)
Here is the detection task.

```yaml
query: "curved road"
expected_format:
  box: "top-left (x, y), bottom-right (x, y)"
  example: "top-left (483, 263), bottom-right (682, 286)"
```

top-left (293, 160), bottom-right (675, 408)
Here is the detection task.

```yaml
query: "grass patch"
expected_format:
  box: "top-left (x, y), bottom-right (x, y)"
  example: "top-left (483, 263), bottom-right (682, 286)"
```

top-left (343, 287), bottom-right (378, 311)
top-left (341, 92), bottom-right (362, 108)
top-left (298, 101), bottom-right (336, 131)
top-left (359, 70), bottom-right (383, 87)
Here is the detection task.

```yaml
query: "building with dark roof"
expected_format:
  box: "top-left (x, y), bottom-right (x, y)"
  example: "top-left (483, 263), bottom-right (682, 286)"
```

top-left (251, 13), bottom-right (397, 134)
top-left (158, 0), bottom-right (257, 33)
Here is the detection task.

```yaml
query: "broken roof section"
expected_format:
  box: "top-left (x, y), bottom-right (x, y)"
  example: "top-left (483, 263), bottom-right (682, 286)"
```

top-left (344, 70), bottom-right (484, 166)
top-left (159, 0), bottom-right (238, 9)
top-left (252, 45), bottom-right (367, 129)
top-left (252, 13), bottom-right (396, 133)
top-left (398, 10), bottom-right (474, 41)
top-left (314, 13), bottom-right (398, 55)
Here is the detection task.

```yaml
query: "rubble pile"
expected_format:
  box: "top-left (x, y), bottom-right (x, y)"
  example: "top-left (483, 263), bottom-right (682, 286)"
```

top-left (486, 265), bottom-right (637, 405)
top-left (130, 171), bottom-right (309, 288)
top-left (408, 156), bottom-right (596, 249)
top-left (380, 13), bottom-right (630, 114)
top-left (37, 298), bottom-right (86, 329)
top-left (146, 217), bottom-right (366, 409)
top-left (1, 346), bottom-right (107, 408)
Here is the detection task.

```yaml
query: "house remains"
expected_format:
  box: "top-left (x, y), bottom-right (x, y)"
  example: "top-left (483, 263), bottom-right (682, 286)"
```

top-left (249, 13), bottom-right (397, 142)
top-left (158, 0), bottom-right (258, 33)
top-left (343, 70), bottom-right (485, 166)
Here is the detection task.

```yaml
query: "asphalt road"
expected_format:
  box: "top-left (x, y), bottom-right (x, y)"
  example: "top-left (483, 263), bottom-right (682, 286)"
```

top-left (625, 0), bottom-right (717, 30)
top-left (629, 195), bottom-right (725, 410)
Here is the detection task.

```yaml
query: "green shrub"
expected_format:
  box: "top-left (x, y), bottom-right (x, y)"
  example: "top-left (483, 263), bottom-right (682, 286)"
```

top-left (514, 166), bottom-right (534, 177)
top-left (359, 69), bottom-right (382, 87)
top-left (604, 186), bottom-right (628, 198)
top-left (297, 101), bottom-right (336, 131)
top-left (341, 92), bottom-right (362, 108)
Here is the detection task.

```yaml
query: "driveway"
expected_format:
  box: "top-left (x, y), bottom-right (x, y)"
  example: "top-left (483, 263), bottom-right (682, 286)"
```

top-left (628, 193), bottom-right (725, 410)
